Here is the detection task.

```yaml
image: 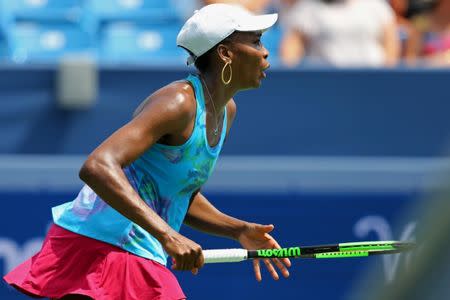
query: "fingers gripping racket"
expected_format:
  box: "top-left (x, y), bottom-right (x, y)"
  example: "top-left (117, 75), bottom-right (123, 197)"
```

top-left (202, 241), bottom-right (416, 263)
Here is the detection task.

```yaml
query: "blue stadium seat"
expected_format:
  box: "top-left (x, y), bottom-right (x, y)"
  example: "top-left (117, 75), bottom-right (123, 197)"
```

top-left (7, 21), bottom-right (94, 63)
top-left (0, 27), bottom-right (7, 61)
top-left (98, 21), bottom-right (186, 65)
top-left (0, 0), bottom-right (84, 22)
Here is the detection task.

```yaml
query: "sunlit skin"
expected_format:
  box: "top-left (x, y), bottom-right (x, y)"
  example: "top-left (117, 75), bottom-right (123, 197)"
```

top-left (78, 29), bottom-right (290, 285)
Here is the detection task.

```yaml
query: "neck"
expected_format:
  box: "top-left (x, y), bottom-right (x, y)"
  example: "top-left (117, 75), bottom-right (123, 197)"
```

top-left (199, 70), bottom-right (238, 112)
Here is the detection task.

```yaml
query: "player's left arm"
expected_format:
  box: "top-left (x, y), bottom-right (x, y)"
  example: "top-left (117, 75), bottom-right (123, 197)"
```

top-left (382, 21), bottom-right (400, 66)
top-left (184, 190), bottom-right (291, 281)
top-left (183, 100), bottom-right (291, 281)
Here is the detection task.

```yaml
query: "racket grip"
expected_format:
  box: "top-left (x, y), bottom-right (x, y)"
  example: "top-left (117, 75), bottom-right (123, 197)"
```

top-left (203, 249), bottom-right (248, 263)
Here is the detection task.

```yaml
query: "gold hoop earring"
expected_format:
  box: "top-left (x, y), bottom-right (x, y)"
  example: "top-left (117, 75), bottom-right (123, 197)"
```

top-left (221, 61), bottom-right (232, 85)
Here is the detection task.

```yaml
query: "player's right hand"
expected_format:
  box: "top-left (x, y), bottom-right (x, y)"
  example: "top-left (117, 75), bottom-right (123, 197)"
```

top-left (161, 230), bottom-right (204, 274)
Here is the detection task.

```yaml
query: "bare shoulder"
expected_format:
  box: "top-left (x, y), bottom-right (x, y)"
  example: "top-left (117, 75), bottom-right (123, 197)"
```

top-left (133, 80), bottom-right (196, 123)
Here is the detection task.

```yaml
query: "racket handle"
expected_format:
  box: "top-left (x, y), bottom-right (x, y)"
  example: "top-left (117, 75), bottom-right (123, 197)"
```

top-left (203, 249), bottom-right (248, 263)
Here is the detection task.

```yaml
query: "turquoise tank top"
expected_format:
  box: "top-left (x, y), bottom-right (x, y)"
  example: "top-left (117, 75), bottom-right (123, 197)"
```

top-left (52, 74), bottom-right (227, 265)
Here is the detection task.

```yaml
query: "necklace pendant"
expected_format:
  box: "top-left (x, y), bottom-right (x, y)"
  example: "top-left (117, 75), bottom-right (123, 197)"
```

top-left (213, 128), bottom-right (218, 136)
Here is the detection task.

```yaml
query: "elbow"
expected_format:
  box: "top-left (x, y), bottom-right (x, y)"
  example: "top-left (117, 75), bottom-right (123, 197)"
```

top-left (79, 159), bottom-right (94, 184)
top-left (79, 156), bottom-right (106, 184)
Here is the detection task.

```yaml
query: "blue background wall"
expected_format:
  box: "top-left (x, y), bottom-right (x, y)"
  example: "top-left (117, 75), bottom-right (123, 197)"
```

top-left (0, 67), bottom-right (449, 299)
top-left (0, 189), bottom-right (417, 300)
top-left (0, 67), bottom-right (449, 156)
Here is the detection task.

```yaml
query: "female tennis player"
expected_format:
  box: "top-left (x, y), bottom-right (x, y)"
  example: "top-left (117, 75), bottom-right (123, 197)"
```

top-left (3, 4), bottom-right (290, 300)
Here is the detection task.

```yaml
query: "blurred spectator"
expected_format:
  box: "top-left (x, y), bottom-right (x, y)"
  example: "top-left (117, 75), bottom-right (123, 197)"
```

top-left (279, 0), bottom-right (400, 67)
top-left (171, 0), bottom-right (200, 19)
top-left (172, 0), bottom-right (276, 20)
top-left (276, 0), bottom-right (299, 21)
top-left (418, 0), bottom-right (450, 66)
top-left (390, 0), bottom-right (421, 64)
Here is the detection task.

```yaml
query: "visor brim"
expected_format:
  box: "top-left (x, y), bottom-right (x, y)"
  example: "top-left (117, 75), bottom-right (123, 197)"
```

top-left (236, 13), bottom-right (278, 32)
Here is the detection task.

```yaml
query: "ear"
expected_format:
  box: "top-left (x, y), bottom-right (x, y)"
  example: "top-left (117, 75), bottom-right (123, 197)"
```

top-left (217, 44), bottom-right (233, 64)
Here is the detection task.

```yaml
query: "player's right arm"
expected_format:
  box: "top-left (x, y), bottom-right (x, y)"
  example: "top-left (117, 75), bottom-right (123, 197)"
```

top-left (78, 81), bottom-right (204, 272)
top-left (279, 29), bottom-right (305, 67)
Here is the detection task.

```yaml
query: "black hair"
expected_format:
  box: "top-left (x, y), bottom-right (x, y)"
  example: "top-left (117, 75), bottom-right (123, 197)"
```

top-left (184, 33), bottom-right (236, 73)
top-left (194, 46), bottom-right (216, 73)
top-left (180, 46), bottom-right (214, 73)
top-left (407, 0), bottom-right (440, 16)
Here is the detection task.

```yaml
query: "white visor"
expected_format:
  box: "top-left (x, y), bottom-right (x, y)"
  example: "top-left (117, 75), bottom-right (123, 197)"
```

top-left (177, 4), bottom-right (278, 65)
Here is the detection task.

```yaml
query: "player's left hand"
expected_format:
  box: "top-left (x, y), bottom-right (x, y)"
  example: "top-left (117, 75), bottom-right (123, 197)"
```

top-left (237, 223), bottom-right (291, 282)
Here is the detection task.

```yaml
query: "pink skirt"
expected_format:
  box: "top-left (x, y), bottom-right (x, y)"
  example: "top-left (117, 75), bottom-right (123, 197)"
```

top-left (3, 224), bottom-right (186, 300)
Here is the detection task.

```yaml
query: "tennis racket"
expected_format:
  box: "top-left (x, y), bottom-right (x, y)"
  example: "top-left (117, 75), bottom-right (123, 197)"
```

top-left (203, 240), bottom-right (416, 263)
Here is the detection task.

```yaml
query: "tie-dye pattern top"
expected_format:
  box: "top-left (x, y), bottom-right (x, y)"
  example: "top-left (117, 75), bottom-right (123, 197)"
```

top-left (52, 74), bottom-right (227, 265)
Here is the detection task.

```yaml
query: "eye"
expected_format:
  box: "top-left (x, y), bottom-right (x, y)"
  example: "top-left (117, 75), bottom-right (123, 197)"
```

top-left (254, 39), bottom-right (262, 48)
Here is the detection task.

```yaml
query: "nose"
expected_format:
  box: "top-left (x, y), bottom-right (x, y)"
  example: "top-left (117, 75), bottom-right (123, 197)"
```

top-left (262, 45), bottom-right (269, 60)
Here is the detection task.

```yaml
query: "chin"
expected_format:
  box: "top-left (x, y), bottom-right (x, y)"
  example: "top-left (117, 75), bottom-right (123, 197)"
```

top-left (253, 78), bottom-right (263, 88)
top-left (241, 83), bottom-right (260, 91)
top-left (239, 78), bottom-right (262, 91)
top-left (249, 78), bottom-right (262, 89)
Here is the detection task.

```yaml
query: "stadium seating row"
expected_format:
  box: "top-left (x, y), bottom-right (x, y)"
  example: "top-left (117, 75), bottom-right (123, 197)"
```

top-left (0, 0), bottom-right (281, 65)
